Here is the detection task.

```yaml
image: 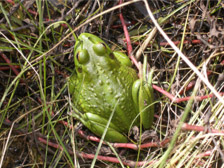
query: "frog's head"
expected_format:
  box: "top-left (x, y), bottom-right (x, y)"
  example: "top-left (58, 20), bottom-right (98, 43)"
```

top-left (74, 33), bottom-right (118, 79)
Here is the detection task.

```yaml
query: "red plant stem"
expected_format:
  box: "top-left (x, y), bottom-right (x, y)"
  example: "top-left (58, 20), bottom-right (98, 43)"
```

top-left (119, 1), bottom-right (132, 56)
top-left (38, 136), bottom-right (153, 167)
top-left (159, 39), bottom-right (203, 46)
top-left (78, 152), bottom-right (153, 167)
top-left (0, 52), bottom-right (20, 76)
top-left (79, 127), bottom-right (170, 150)
top-left (221, 59), bottom-right (224, 65)
top-left (38, 135), bottom-right (211, 166)
top-left (4, 119), bottom-right (154, 166)
top-left (38, 137), bottom-right (63, 150)
top-left (179, 74), bottom-right (211, 95)
top-left (2, 119), bottom-right (220, 166)
top-left (57, 117), bottom-right (170, 150)
top-left (6, 0), bottom-right (15, 5)
top-left (6, 0), bottom-right (37, 15)
top-left (113, 138), bottom-right (170, 150)
top-left (77, 129), bottom-right (102, 142)
top-left (119, 0), bottom-right (139, 70)
top-left (0, 65), bottom-right (20, 71)
top-left (152, 84), bottom-right (224, 103)
top-left (196, 150), bottom-right (213, 158)
top-left (179, 81), bottom-right (196, 95)
top-left (139, 138), bottom-right (170, 149)
top-left (57, 119), bottom-right (102, 142)
top-left (28, 9), bottom-right (38, 15)
top-left (55, 113), bottom-right (170, 150)
top-left (177, 70), bottom-right (212, 95)
top-left (130, 39), bottom-right (212, 47)
top-left (159, 39), bottom-right (212, 46)
top-left (55, 69), bottom-right (69, 78)
top-left (181, 123), bottom-right (224, 133)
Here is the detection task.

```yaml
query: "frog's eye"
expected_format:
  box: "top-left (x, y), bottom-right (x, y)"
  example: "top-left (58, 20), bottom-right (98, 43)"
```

top-left (76, 49), bottom-right (89, 64)
top-left (93, 43), bottom-right (107, 56)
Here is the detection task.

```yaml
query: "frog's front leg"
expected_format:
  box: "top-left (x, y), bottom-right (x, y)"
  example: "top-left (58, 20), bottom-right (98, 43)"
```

top-left (132, 68), bottom-right (154, 129)
top-left (78, 113), bottom-right (128, 143)
top-left (113, 51), bottom-right (132, 66)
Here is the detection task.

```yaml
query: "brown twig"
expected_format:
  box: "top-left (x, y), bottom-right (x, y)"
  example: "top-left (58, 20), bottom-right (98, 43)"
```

top-left (0, 52), bottom-right (20, 76)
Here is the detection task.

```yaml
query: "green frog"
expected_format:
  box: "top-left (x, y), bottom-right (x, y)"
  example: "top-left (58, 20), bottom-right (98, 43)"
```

top-left (69, 33), bottom-right (154, 142)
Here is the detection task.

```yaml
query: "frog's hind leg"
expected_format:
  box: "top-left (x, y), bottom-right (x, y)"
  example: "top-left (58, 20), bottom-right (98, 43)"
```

top-left (81, 113), bottom-right (128, 143)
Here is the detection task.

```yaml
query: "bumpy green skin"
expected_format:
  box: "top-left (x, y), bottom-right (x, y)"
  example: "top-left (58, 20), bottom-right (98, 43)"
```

top-left (69, 33), bottom-right (153, 142)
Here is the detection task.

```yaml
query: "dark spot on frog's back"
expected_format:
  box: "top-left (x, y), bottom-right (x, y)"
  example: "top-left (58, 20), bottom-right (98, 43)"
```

top-left (109, 53), bottom-right (115, 59)
top-left (77, 67), bottom-right (82, 73)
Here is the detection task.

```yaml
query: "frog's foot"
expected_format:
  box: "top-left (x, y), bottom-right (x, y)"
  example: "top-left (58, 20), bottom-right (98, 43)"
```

top-left (132, 67), bottom-right (155, 129)
top-left (82, 113), bottom-right (128, 143)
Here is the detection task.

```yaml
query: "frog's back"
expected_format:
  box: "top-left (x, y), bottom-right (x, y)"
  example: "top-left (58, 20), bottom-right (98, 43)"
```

top-left (73, 64), bottom-right (138, 132)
